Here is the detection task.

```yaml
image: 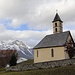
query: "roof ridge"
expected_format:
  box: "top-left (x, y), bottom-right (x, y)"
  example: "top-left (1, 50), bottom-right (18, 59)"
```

top-left (46, 31), bottom-right (70, 36)
top-left (34, 31), bottom-right (71, 49)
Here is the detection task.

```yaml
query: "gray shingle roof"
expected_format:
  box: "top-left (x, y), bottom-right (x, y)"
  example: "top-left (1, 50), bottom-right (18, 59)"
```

top-left (52, 13), bottom-right (63, 23)
top-left (34, 31), bottom-right (71, 49)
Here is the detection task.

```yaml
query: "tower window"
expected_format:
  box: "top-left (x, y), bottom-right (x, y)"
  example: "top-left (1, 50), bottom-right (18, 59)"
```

top-left (55, 23), bottom-right (57, 27)
top-left (51, 49), bottom-right (54, 57)
top-left (37, 50), bottom-right (38, 57)
top-left (55, 28), bottom-right (57, 32)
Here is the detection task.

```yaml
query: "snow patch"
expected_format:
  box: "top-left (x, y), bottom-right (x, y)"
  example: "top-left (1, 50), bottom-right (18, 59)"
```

top-left (17, 57), bottom-right (27, 63)
top-left (0, 40), bottom-right (34, 59)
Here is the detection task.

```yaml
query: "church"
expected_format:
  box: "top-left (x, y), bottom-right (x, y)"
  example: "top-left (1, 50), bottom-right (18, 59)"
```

top-left (34, 13), bottom-right (75, 63)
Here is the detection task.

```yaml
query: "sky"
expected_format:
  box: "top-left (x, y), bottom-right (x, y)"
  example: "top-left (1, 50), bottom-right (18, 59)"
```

top-left (0, 0), bottom-right (75, 48)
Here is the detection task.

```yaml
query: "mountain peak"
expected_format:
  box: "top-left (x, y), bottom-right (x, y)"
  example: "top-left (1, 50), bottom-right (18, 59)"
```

top-left (0, 40), bottom-right (33, 59)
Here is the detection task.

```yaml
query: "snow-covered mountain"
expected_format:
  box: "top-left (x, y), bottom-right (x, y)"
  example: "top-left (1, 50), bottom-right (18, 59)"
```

top-left (0, 40), bottom-right (34, 59)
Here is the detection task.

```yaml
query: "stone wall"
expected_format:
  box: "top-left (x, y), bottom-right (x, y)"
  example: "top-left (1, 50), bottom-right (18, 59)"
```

top-left (6, 58), bottom-right (75, 71)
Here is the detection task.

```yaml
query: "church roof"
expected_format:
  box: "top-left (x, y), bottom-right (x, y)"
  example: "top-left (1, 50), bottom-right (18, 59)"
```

top-left (52, 13), bottom-right (63, 23)
top-left (34, 31), bottom-right (72, 49)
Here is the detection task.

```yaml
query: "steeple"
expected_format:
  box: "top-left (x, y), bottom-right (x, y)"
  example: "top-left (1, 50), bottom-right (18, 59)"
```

top-left (52, 13), bottom-right (63, 23)
top-left (52, 13), bottom-right (63, 34)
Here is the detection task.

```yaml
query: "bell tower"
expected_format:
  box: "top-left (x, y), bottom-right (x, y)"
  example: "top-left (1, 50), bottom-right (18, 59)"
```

top-left (52, 13), bottom-right (63, 34)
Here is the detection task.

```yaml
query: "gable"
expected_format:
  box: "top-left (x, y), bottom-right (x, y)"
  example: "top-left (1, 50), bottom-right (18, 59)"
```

top-left (34, 31), bottom-right (73, 49)
top-left (65, 33), bottom-right (74, 47)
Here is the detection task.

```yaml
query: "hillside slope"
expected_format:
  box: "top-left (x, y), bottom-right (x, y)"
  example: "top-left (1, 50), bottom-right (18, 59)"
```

top-left (1, 65), bottom-right (75, 75)
top-left (0, 40), bottom-right (34, 59)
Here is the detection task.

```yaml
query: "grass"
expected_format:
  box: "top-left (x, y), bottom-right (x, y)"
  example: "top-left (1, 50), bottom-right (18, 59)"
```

top-left (0, 60), bottom-right (75, 75)
top-left (0, 65), bottom-right (75, 75)
top-left (17, 59), bottom-right (34, 65)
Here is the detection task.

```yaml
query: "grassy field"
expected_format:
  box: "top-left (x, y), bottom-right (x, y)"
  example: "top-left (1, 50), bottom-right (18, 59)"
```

top-left (0, 65), bottom-right (75, 75)
top-left (17, 59), bottom-right (34, 66)
top-left (0, 60), bottom-right (75, 75)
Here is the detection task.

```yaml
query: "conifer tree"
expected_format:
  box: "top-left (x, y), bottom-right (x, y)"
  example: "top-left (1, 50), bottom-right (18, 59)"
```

top-left (10, 53), bottom-right (17, 66)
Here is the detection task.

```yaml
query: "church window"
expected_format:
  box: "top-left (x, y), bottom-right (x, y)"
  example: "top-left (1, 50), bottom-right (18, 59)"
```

top-left (51, 49), bottom-right (54, 57)
top-left (37, 50), bottom-right (38, 57)
top-left (55, 23), bottom-right (57, 27)
top-left (55, 28), bottom-right (57, 32)
top-left (60, 23), bottom-right (61, 26)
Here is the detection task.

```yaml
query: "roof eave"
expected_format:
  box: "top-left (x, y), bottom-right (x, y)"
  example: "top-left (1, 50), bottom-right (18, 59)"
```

top-left (34, 45), bottom-right (64, 49)
top-left (52, 20), bottom-right (63, 23)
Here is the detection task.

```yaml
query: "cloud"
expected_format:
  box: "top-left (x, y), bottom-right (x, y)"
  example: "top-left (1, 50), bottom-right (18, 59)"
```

top-left (0, 24), bottom-right (6, 32)
top-left (0, 0), bottom-right (75, 47)
top-left (10, 18), bottom-right (23, 28)
top-left (0, 0), bottom-right (75, 29)
top-left (0, 29), bottom-right (52, 47)
top-left (0, 28), bottom-right (75, 47)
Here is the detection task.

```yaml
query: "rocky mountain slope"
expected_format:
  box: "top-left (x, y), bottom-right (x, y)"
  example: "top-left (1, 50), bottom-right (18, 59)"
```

top-left (0, 40), bottom-right (34, 59)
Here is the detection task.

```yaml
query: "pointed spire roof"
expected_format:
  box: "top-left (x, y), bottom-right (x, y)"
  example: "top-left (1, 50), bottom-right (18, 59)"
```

top-left (52, 13), bottom-right (63, 23)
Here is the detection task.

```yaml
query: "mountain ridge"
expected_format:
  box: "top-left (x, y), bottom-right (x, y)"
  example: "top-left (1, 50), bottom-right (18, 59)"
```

top-left (0, 40), bottom-right (34, 59)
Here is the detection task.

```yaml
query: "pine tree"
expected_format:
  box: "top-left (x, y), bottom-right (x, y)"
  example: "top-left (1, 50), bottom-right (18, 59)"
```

top-left (9, 53), bottom-right (17, 66)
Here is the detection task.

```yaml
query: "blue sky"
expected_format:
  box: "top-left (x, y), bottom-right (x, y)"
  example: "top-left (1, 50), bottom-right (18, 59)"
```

top-left (0, 18), bottom-right (29, 30)
top-left (0, 0), bottom-right (75, 47)
top-left (6, 24), bottom-right (29, 31)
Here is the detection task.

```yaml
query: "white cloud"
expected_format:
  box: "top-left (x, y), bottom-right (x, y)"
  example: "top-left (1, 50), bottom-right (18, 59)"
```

top-left (0, 29), bottom-right (75, 47)
top-left (0, 0), bottom-right (75, 47)
top-left (0, 29), bottom-right (52, 47)
top-left (10, 18), bottom-right (23, 28)
top-left (0, 0), bottom-right (75, 29)
top-left (0, 24), bottom-right (6, 32)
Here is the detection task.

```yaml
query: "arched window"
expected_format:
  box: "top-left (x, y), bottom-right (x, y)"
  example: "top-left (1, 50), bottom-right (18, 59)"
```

top-left (55, 23), bottom-right (57, 27)
top-left (51, 49), bottom-right (54, 57)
